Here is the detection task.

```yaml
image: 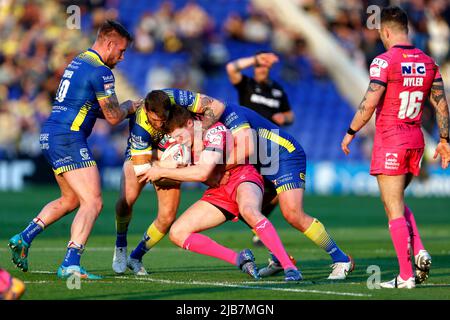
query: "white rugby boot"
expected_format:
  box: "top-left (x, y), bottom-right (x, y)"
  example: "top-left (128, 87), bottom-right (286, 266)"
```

top-left (112, 247), bottom-right (127, 274)
top-left (327, 256), bottom-right (355, 280)
top-left (414, 250), bottom-right (432, 284)
top-left (380, 275), bottom-right (415, 289)
top-left (127, 256), bottom-right (148, 276)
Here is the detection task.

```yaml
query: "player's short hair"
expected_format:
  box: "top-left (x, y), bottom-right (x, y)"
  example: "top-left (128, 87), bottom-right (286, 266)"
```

top-left (164, 105), bottom-right (195, 133)
top-left (380, 6), bottom-right (409, 34)
top-left (144, 90), bottom-right (171, 120)
top-left (97, 20), bottom-right (133, 43)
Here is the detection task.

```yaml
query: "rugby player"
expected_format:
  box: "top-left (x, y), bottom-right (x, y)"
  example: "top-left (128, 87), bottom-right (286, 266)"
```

top-left (8, 20), bottom-right (138, 279)
top-left (112, 91), bottom-right (181, 275)
top-left (144, 89), bottom-right (354, 280)
top-left (341, 6), bottom-right (450, 288)
top-left (0, 269), bottom-right (25, 300)
top-left (138, 105), bottom-right (302, 281)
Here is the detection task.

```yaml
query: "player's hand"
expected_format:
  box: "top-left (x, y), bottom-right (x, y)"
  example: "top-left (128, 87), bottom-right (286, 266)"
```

top-left (219, 171), bottom-right (231, 185)
top-left (138, 166), bottom-right (164, 183)
top-left (271, 113), bottom-right (285, 126)
top-left (433, 141), bottom-right (450, 169)
top-left (256, 53), bottom-right (279, 68)
top-left (204, 170), bottom-right (223, 188)
top-left (121, 99), bottom-right (143, 116)
top-left (341, 133), bottom-right (354, 155)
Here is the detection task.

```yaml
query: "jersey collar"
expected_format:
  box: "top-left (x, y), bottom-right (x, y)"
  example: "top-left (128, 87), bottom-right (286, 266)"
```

top-left (393, 44), bottom-right (415, 49)
top-left (87, 48), bottom-right (106, 64)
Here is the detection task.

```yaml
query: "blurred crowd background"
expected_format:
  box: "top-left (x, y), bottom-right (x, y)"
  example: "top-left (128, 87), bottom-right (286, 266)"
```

top-left (0, 0), bottom-right (449, 172)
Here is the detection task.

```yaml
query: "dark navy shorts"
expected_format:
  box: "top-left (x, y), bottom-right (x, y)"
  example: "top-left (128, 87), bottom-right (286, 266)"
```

top-left (40, 131), bottom-right (96, 175)
top-left (263, 148), bottom-right (307, 194)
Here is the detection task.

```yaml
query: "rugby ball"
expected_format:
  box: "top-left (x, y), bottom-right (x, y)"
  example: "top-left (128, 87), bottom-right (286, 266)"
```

top-left (160, 143), bottom-right (191, 167)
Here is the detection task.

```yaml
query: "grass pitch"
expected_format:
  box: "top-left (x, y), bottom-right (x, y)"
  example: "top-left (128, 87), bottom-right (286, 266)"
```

top-left (0, 186), bottom-right (449, 300)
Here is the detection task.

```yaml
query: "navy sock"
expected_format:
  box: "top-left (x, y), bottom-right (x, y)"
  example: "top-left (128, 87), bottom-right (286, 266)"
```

top-left (21, 220), bottom-right (43, 244)
top-left (62, 247), bottom-right (82, 267)
top-left (116, 232), bottom-right (127, 248)
top-left (129, 241), bottom-right (148, 261)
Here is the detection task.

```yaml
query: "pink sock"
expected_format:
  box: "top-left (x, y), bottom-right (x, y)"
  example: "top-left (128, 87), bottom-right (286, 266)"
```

top-left (389, 217), bottom-right (413, 280)
top-left (183, 233), bottom-right (238, 266)
top-left (404, 206), bottom-right (425, 256)
top-left (254, 218), bottom-right (296, 270)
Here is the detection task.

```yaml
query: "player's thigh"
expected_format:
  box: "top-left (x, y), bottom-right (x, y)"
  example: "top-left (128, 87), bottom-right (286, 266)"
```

top-left (155, 183), bottom-right (181, 216)
top-left (171, 200), bottom-right (227, 236)
top-left (62, 166), bottom-right (102, 204)
top-left (236, 182), bottom-right (264, 227)
top-left (278, 188), bottom-right (305, 218)
top-left (376, 174), bottom-right (407, 218)
top-left (119, 160), bottom-right (146, 203)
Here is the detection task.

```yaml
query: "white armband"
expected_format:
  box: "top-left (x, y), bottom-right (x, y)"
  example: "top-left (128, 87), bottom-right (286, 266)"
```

top-left (133, 163), bottom-right (152, 176)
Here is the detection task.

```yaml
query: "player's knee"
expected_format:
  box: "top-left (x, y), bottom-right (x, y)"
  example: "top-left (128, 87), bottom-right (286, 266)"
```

top-left (155, 215), bottom-right (176, 231)
top-left (84, 196), bottom-right (103, 215)
top-left (239, 205), bottom-right (260, 223)
top-left (168, 224), bottom-right (185, 247)
top-left (61, 195), bottom-right (80, 213)
top-left (115, 196), bottom-right (133, 215)
top-left (281, 205), bottom-right (302, 225)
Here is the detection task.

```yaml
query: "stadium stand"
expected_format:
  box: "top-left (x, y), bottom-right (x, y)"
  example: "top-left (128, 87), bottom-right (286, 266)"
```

top-left (1, 0), bottom-right (449, 169)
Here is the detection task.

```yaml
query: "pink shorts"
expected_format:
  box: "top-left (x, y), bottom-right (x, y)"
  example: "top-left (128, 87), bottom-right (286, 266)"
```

top-left (370, 146), bottom-right (424, 176)
top-left (200, 165), bottom-right (264, 218)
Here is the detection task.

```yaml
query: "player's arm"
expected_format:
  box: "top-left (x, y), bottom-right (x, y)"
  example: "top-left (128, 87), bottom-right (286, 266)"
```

top-left (341, 82), bottom-right (386, 155)
top-left (225, 126), bottom-right (256, 171)
top-left (429, 80), bottom-right (450, 169)
top-left (226, 53), bottom-right (279, 85)
top-left (138, 150), bottom-right (222, 183)
top-left (98, 95), bottom-right (140, 126)
top-left (194, 94), bottom-right (226, 131)
top-left (165, 88), bottom-right (225, 131)
top-left (93, 67), bottom-right (140, 125)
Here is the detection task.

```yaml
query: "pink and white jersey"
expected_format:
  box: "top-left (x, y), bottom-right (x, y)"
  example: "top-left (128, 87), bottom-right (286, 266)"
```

top-left (192, 122), bottom-right (232, 164)
top-left (369, 45), bottom-right (442, 148)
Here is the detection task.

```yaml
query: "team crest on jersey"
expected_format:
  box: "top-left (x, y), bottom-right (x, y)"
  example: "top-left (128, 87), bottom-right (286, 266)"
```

top-left (401, 63), bottom-right (426, 76)
top-left (272, 89), bottom-right (282, 97)
top-left (80, 148), bottom-right (91, 160)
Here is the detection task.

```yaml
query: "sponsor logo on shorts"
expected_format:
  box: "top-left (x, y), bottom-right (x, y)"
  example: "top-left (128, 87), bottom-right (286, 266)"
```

top-left (385, 153), bottom-right (399, 170)
top-left (272, 173), bottom-right (293, 186)
top-left (54, 156), bottom-right (73, 165)
top-left (80, 148), bottom-right (90, 160)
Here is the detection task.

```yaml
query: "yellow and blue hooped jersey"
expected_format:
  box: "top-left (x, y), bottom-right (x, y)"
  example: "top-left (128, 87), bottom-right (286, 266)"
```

top-left (43, 48), bottom-right (115, 137)
top-left (125, 106), bottom-right (166, 160)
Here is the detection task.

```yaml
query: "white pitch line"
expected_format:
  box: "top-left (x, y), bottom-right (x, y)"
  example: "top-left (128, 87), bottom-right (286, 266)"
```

top-left (116, 276), bottom-right (372, 297)
top-left (21, 272), bottom-right (371, 297)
